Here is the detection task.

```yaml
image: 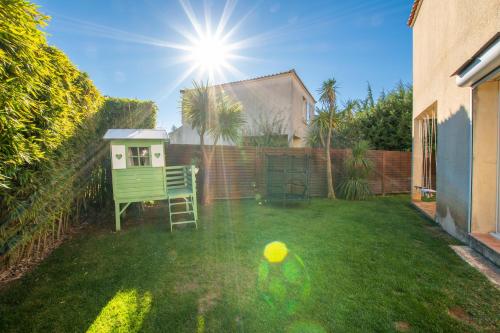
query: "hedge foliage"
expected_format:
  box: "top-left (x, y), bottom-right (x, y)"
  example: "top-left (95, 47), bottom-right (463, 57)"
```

top-left (0, 0), bottom-right (157, 262)
top-left (330, 82), bottom-right (413, 151)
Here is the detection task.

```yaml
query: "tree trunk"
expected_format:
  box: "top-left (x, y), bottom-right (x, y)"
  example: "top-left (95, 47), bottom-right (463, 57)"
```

top-left (199, 130), bottom-right (212, 205)
top-left (326, 110), bottom-right (336, 199)
top-left (202, 137), bottom-right (219, 205)
top-left (201, 145), bottom-right (210, 205)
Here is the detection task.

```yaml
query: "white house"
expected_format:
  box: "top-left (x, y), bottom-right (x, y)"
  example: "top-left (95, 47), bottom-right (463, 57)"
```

top-left (169, 69), bottom-right (316, 147)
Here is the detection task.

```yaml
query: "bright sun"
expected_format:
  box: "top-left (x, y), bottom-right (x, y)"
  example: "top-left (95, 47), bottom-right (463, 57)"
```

top-left (168, 0), bottom-right (253, 83)
top-left (189, 35), bottom-right (230, 72)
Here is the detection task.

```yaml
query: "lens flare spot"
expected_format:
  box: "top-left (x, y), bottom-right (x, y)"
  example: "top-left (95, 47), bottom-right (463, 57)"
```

top-left (258, 243), bottom-right (311, 315)
top-left (264, 241), bottom-right (288, 263)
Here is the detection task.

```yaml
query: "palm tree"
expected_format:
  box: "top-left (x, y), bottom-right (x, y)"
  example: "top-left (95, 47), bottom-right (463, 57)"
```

top-left (307, 107), bottom-right (332, 147)
top-left (318, 78), bottom-right (339, 199)
top-left (181, 81), bottom-right (213, 204)
top-left (181, 81), bottom-right (215, 147)
top-left (341, 99), bottom-right (359, 119)
top-left (209, 94), bottom-right (245, 145)
top-left (202, 94), bottom-right (245, 203)
top-left (182, 81), bottom-right (245, 204)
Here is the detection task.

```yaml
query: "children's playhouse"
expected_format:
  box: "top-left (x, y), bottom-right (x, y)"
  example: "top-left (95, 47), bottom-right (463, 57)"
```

top-left (103, 129), bottom-right (198, 231)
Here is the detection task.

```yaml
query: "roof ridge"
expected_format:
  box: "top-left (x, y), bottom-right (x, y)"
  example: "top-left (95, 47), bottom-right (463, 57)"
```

top-left (180, 69), bottom-right (294, 92)
top-left (217, 69), bottom-right (295, 86)
top-left (180, 68), bottom-right (316, 102)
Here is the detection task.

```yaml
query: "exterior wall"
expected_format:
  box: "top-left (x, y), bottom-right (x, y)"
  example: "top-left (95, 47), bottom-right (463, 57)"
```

top-left (411, 0), bottom-right (500, 241)
top-left (472, 80), bottom-right (499, 233)
top-left (171, 73), bottom-right (315, 147)
top-left (291, 75), bottom-right (315, 146)
top-left (222, 74), bottom-right (295, 142)
top-left (169, 126), bottom-right (232, 145)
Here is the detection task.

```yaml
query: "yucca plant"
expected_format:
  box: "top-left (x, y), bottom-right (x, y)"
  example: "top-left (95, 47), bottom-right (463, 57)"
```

top-left (338, 140), bottom-right (373, 200)
top-left (317, 78), bottom-right (340, 199)
top-left (182, 82), bottom-right (245, 204)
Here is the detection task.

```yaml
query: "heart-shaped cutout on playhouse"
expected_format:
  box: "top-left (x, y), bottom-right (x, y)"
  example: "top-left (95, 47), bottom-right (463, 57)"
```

top-left (115, 154), bottom-right (123, 160)
top-left (154, 153), bottom-right (161, 158)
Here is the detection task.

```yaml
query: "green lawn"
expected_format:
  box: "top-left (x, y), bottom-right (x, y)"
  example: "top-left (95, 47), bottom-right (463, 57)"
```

top-left (1, 196), bottom-right (499, 332)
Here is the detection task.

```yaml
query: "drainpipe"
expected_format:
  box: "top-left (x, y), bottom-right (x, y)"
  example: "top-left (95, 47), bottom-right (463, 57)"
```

top-left (467, 88), bottom-right (473, 235)
top-left (497, 80), bottom-right (500, 235)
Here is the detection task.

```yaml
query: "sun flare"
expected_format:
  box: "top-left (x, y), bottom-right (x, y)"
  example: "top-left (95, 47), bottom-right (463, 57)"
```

top-left (188, 34), bottom-right (230, 72)
top-left (168, 0), bottom-right (256, 85)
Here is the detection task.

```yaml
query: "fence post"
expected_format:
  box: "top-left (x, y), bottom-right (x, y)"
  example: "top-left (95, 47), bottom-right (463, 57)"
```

top-left (255, 147), bottom-right (261, 195)
top-left (381, 151), bottom-right (386, 196)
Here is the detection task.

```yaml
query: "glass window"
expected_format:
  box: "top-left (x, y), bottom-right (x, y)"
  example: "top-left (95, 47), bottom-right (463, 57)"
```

top-left (305, 102), bottom-right (311, 124)
top-left (128, 147), bottom-right (150, 166)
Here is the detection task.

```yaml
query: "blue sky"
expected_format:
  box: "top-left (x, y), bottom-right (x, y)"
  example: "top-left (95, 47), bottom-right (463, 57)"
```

top-left (34, 0), bottom-right (413, 130)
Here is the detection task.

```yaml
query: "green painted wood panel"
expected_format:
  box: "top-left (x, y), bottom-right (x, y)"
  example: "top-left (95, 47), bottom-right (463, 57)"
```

top-left (113, 167), bottom-right (166, 201)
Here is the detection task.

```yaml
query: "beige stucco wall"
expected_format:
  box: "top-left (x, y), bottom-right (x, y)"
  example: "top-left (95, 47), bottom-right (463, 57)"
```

top-left (291, 75), bottom-right (315, 146)
top-left (412, 0), bottom-right (500, 240)
top-left (472, 80), bottom-right (499, 233)
top-left (171, 73), bottom-right (315, 147)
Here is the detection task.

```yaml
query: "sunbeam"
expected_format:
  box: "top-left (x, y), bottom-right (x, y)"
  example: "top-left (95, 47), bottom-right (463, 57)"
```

top-left (174, 0), bottom-right (254, 84)
top-left (49, 0), bottom-right (258, 89)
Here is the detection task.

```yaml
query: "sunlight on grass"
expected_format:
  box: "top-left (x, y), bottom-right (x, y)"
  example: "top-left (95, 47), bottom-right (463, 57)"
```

top-left (86, 290), bottom-right (152, 333)
top-left (196, 314), bottom-right (205, 333)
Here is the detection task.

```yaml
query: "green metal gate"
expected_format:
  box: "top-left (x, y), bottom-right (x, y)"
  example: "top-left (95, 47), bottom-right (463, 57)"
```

top-left (265, 154), bottom-right (311, 203)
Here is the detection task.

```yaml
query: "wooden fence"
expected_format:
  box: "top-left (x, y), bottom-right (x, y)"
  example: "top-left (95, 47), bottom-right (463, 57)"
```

top-left (166, 144), bottom-right (411, 200)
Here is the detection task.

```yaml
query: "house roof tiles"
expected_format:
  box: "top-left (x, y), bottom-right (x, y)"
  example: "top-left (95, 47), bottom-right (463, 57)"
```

top-left (407, 0), bottom-right (423, 27)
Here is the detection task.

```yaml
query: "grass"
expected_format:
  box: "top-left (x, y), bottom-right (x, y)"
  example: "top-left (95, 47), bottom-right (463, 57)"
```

top-left (0, 196), bottom-right (499, 332)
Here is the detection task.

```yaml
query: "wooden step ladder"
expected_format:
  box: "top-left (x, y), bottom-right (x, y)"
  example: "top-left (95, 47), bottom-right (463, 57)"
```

top-left (166, 165), bottom-right (198, 231)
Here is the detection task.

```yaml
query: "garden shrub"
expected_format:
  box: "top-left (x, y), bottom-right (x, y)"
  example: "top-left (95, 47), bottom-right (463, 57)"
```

top-left (338, 141), bottom-right (373, 200)
top-left (0, 0), bottom-right (157, 267)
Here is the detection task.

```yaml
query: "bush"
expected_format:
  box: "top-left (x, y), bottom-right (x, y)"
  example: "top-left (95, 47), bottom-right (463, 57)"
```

top-left (338, 141), bottom-right (373, 200)
top-left (0, 1), bottom-right (157, 267)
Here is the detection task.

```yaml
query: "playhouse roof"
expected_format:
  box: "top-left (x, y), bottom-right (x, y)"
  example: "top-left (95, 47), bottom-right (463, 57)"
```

top-left (103, 129), bottom-right (167, 140)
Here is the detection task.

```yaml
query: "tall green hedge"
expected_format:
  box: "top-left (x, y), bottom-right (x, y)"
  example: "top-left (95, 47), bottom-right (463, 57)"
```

top-left (99, 98), bottom-right (157, 130)
top-left (0, 0), bottom-right (157, 264)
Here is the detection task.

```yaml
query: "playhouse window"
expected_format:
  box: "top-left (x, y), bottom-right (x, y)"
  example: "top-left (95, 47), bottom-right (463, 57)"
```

top-left (128, 147), bottom-right (150, 166)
